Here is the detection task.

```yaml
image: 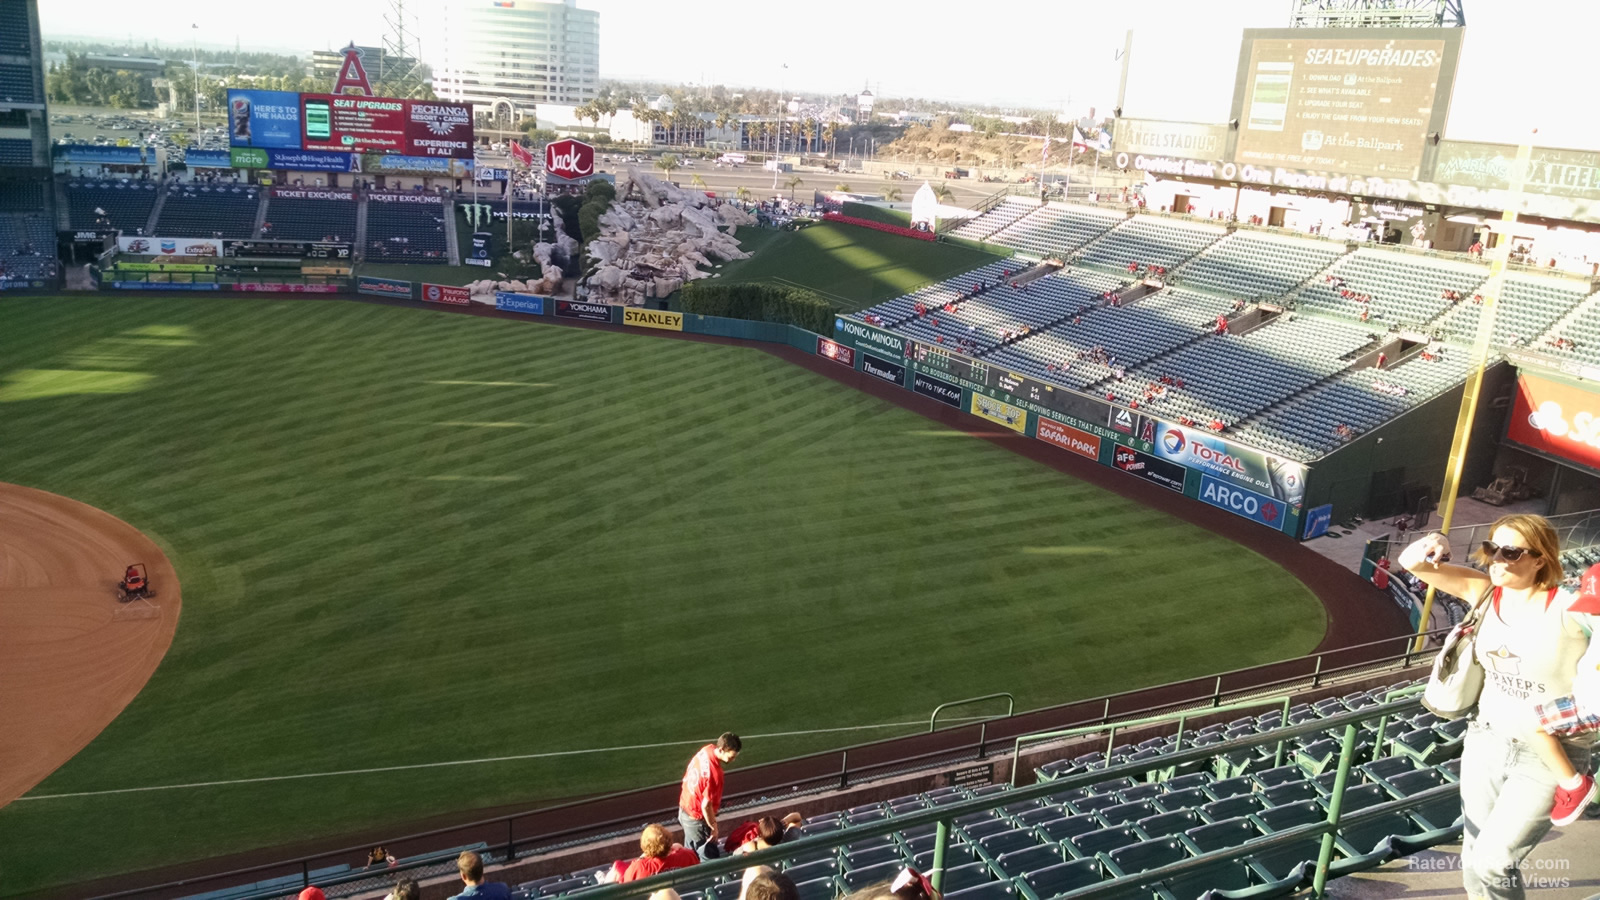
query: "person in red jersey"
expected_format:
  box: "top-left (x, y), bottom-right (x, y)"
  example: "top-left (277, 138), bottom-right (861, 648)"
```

top-left (679, 732), bottom-right (742, 858)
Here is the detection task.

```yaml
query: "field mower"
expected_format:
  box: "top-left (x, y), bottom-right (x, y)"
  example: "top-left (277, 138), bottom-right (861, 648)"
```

top-left (117, 563), bottom-right (155, 603)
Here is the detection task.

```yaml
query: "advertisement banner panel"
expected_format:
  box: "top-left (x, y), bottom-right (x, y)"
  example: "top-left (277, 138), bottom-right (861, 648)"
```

top-left (404, 101), bottom-right (475, 159)
top-left (624, 308), bottom-right (684, 331)
top-left (265, 149), bottom-right (358, 173)
top-left (224, 240), bottom-right (351, 260)
top-left (1037, 417), bottom-right (1102, 461)
top-left (269, 188), bottom-right (355, 201)
top-left (302, 93), bottom-right (408, 154)
top-left (109, 281), bottom-right (220, 291)
top-left (1199, 474), bottom-right (1289, 531)
top-left (118, 236), bottom-right (223, 257)
top-left (861, 352), bottom-right (907, 386)
top-left (1302, 504), bottom-right (1334, 540)
top-left (115, 262), bottom-right (214, 273)
top-left (834, 317), bottom-right (907, 359)
top-left (467, 232), bottom-right (493, 267)
top-left (970, 394), bottom-right (1028, 434)
top-left (184, 149), bottom-right (235, 168)
top-left (1505, 372), bottom-right (1600, 473)
top-left (229, 147), bottom-right (269, 169)
top-left (227, 89), bottom-right (303, 149)
top-left (556, 300), bottom-right (613, 322)
top-left (367, 192), bottom-right (443, 205)
top-left (912, 371), bottom-right (962, 408)
top-left (356, 276), bottom-right (413, 299)
top-left (1230, 28), bottom-right (1461, 180)
top-left (1112, 445), bottom-right (1186, 492)
top-left (421, 283), bottom-right (470, 306)
top-left (815, 336), bottom-right (855, 366)
top-left (1151, 423), bottom-right (1306, 508)
top-left (1434, 141), bottom-right (1600, 202)
top-left (1112, 118), bottom-right (1228, 161)
top-left (56, 144), bottom-right (144, 164)
top-left (495, 292), bottom-right (547, 315)
top-left (360, 154), bottom-right (473, 177)
top-left (231, 283), bottom-right (342, 293)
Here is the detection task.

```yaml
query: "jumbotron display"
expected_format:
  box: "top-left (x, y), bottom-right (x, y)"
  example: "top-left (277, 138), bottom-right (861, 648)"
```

top-left (1229, 27), bottom-right (1462, 179)
top-left (228, 89), bottom-right (474, 160)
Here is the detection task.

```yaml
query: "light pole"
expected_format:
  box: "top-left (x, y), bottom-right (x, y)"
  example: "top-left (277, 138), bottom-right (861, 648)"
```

top-left (190, 24), bottom-right (201, 138)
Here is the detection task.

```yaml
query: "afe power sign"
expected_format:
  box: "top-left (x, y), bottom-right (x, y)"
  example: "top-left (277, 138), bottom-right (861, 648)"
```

top-left (1505, 372), bottom-right (1600, 472)
top-left (1037, 417), bottom-right (1102, 461)
top-left (1113, 446), bottom-right (1186, 492)
top-left (545, 139), bottom-right (596, 179)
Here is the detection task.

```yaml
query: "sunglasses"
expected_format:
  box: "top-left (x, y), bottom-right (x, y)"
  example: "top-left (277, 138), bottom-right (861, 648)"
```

top-left (1480, 541), bottom-right (1541, 563)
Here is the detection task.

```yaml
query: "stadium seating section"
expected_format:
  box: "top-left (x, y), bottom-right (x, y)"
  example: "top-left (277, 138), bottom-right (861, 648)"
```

top-left (261, 194), bottom-right (359, 243)
top-left (0, 180), bottom-right (43, 211)
top-left (466, 682), bottom-right (1457, 900)
top-left (65, 180), bottom-right (160, 232)
top-left (154, 184), bottom-right (262, 239)
top-left (0, 62), bottom-right (34, 104)
top-left (366, 197), bottom-right (451, 263)
top-left (0, 2), bottom-right (32, 55)
top-left (0, 212), bottom-right (55, 280)
top-left (851, 201), bottom-right (1600, 461)
top-left (0, 137), bottom-right (31, 167)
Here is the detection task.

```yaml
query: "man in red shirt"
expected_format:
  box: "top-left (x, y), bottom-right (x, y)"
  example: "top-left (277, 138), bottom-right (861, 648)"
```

top-left (678, 732), bottom-right (741, 857)
top-left (620, 824), bottom-right (700, 882)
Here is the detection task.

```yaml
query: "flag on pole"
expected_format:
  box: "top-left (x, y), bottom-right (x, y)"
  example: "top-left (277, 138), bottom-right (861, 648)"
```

top-left (509, 141), bottom-right (534, 167)
top-left (1071, 126), bottom-right (1089, 151)
top-left (1095, 130), bottom-right (1112, 153)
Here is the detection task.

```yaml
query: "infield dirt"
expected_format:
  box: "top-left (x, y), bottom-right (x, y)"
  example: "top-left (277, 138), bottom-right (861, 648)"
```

top-left (0, 483), bottom-right (180, 808)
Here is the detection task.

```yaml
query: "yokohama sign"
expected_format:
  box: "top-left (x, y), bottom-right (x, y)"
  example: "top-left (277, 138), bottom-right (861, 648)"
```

top-left (545, 139), bottom-right (595, 179)
top-left (1506, 372), bottom-right (1600, 472)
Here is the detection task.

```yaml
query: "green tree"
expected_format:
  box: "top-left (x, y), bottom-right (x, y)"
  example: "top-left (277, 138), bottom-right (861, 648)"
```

top-left (655, 152), bottom-right (681, 181)
top-left (690, 174), bottom-right (707, 190)
top-left (884, 186), bottom-right (903, 203)
top-left (822, 123), bottom-right (837, 157)
top-left (933, 184), bottom-right (955, 203)
top-left (785, 175), bottom-right (804, 202)
top-left (835, 183), bottom-right (853, 192)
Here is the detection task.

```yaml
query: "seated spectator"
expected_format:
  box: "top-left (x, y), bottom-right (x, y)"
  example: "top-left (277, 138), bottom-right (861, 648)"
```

top-left (842, 867), bottom-right (941, 900)
top-left (367, 846), bottom-right (397, 868)
top-left (449, 851), bottom-right (510, 900)
top-left (602, 824), bottom-right (700, 883)
top-left (386, 879), bottom-right (421, 900)
top-left (740, 868), bottom-right (801, 900)
top-left (724, 813), bottom-right (803, 855)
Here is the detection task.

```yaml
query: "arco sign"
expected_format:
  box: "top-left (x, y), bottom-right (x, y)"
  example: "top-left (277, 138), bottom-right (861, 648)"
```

top-left (1506, 372), bottom-right (1600, 472)
top-left (545, 139), bottom-right (595, 179)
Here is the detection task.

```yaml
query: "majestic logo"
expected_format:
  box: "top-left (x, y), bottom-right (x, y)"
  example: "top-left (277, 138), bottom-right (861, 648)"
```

top-left (545, 139), bottom-right (596, 179)
top-left (1162, 429), bottom-right (1185, 455)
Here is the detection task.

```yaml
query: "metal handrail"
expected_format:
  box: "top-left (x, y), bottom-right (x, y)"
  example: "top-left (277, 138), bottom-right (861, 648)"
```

top-left (928, 693), bottom-right (1014, 733)
top-left (577, 696), bottom-right (1429, 900)
top-left (1008, 695), bottom-right (1295, 786)
top-left (87, 629), bottom-right (1450, 900)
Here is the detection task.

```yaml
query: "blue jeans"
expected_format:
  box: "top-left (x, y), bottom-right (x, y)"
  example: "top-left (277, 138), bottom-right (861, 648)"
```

top-left (1459, 719), bottom-right (1592, 900)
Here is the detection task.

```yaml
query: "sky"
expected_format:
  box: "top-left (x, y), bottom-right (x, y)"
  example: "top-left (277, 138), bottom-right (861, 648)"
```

top-left (39, 0), bottom-right (1600, 149)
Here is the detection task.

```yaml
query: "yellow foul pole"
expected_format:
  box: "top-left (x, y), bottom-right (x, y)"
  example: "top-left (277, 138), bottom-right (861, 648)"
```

top-left (1411, 133), bottom-right (1536, 653)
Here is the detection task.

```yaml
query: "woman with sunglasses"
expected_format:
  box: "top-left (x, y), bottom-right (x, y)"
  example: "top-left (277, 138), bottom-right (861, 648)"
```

top-left (1398, 513), bottom-right (1597, 900)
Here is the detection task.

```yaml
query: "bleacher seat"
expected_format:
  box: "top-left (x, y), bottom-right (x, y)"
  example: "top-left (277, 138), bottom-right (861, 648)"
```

top-left (1292, 250), bottom-right (1487, 327)
top-left (154, 184), bottom-right (260, 239)
top-left (0, 138), bottom-right (29, 166)
top-left (261, 193), bottom-right (358, 243)
top-left (1175, 232), bottom-right (1347, 301)
top-left (366, 195), bottom-right (451, 263)
top-left (0, 62), bottom-right (35, 103)
top-left (950, 197), bottom-right (1041, 241)
top-left (65, 180), bottom-right (160, 232)
top-left (1076, 215), bottom-right (1226, 271)
top-left (1433, 274), bottom-right (1590, 347)
top-left (990, 203), bottom-right (1124, 260)
top-left (0, 3), bottom-right (31, 55)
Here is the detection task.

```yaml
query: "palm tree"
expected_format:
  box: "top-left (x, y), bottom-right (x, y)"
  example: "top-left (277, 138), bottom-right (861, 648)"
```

top-left (835, 183), bottom-right (853, 192)
top-left (884, 186), bottom-right (903, 203)
top-left (822, 123), bottom-right (837, 157)
top-left (785, 175), bottom-right (804, 201)
top-left (690, 173), bottom-right (708, 190)
top-left (933, 184), bottom-right (955, 203)
top-left (802, 117), bottom-right (817, 153)
top-left (735, 185), bottom-right (753, 203)
top-left (656, 153), bottom-right (681, 181)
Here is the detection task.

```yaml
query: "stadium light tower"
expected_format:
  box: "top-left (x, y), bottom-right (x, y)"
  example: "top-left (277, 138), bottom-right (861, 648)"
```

top-left (381, 0), bottom-right (431, 98)
top-left (1290, 0), bottom-right (1465, 28)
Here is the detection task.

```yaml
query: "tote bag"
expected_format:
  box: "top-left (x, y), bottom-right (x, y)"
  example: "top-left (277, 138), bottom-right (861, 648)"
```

top-left (1422, 588), bottom-right (1493, 719)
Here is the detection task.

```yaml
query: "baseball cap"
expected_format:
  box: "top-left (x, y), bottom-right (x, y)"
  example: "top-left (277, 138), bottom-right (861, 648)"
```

top-left (1571, 563), bottom-right (1600, 615)
top-left (298, 889), bottom-right (326, 900)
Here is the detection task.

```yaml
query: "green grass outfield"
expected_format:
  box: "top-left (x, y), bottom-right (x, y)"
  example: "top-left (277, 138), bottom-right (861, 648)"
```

top-left (0, 296), bottom-right (1323, 894)
top-left (713, 222), bottom-right (1005, 311)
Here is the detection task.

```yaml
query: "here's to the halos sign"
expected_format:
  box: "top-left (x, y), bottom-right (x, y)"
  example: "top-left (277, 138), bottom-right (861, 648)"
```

top-left (623, 308), bottom-right (684, 331)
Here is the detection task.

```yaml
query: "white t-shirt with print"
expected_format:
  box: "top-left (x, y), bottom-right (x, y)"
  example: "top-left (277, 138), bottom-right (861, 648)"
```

top-left (1472, 586), bottom-right (1596, 729)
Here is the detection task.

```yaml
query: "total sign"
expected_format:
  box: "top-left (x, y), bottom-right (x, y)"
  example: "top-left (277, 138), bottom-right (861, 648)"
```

top-left (1199, 474), bottom-right (1286, 531)
top-left (1153, 422), bottom-right (1305, 506)
top-left (545, 139), bottom-right (595, 179)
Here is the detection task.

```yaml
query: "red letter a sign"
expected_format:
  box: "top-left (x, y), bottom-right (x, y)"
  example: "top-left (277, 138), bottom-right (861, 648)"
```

top-left (333, 43), bottom-right (375, 96)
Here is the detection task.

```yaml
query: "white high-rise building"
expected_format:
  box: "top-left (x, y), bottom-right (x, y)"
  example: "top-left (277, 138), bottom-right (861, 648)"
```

top-left (436, 0), bottom-right (599, 116)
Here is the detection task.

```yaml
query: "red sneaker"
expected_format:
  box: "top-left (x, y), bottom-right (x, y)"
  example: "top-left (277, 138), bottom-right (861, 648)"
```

top-left (1552, 774), bottom-right (1597, 826)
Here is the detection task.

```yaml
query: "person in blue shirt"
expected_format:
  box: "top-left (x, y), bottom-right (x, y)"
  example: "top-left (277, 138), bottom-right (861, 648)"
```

top-left (449, 851), bottom-right (511, 900)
